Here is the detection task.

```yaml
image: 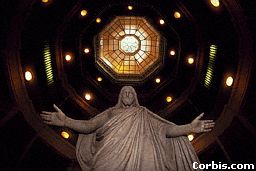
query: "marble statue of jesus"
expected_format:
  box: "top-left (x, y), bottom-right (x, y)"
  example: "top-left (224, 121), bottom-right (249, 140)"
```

top-left (40, 86), bottom-right (215, 171)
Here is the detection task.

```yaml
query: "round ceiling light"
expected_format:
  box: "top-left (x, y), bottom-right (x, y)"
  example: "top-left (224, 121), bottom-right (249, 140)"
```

top-left (84, 48), bottom-right (90, 54)
top-left (187, 57), bottom-right (194, 64)
top-left (187, 134), bottom-right (194, 141)
top-left (65, 54), bottom-right (72, 61)
top-left (25, 71), bottom-right (33, 81)
top-left (174, 11), bottom-right (181, 19)
top-left (96, 18), bottom-right (101, 23)
top-left (170, 50), bottom-right (176, 56)
top-left (61, 131), bottom-right (70, 139)
top-left (97, 77), bottom-right (103, 82)
top-left (85, 93), bottom-right (92, 101)
top-left (210, 0), bottom-right (220, 7)
top-left (155, 77), bottom-right (161, 83)
top-left (226, 76), bottom-right (233, 87)
top-left (166, 96), bottom-right (173, 102)
top-left (42, 0), bottom-right (49, 3)
top-left (159, 19), bottom-right (165, 25)
top-left (128, 6), bottom-right (133, 10)
top-left (80, 10), bottom-right (88, 16)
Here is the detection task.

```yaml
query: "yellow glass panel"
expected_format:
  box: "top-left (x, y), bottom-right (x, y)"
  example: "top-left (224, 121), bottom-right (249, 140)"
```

top-left (118, 53), bottom-right (125, 60)
top-left (138, 28), bottom-right (145, 34)
top-left (130, 60), bottom-right (136, 66)
top-left (111, 32), bottom-right (118, 37)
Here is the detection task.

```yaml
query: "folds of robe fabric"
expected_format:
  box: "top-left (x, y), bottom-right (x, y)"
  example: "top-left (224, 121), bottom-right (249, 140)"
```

top-left (76, 107), bottom-right (201, 171)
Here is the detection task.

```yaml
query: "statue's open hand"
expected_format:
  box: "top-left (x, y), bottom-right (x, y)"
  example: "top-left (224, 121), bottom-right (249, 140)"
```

top-left (190, 113), bottom-right (215, 133)
top-left (40, 104), bottom-right (66, 126)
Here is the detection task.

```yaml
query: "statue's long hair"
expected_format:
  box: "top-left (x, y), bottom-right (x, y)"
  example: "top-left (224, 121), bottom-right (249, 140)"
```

top-left (115, 86), bottom-right (140, 108)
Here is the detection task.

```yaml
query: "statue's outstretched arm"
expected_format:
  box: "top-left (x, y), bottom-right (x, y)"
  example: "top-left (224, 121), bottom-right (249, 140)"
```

top-left (40, 104), bottom-right (111, 134)
top-left (166, 113), bottom-right (215, 138)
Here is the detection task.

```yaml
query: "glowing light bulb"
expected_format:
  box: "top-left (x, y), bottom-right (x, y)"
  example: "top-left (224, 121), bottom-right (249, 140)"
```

top-left (226, 76), bottom-right (233, 87)
top-left (159, 19), bottom-right (165, 25)
top-left (210, 0), bottom-right (220, 7)
top-left (97, 77), bottom-right (102, 82)
top-left (128, 6), bottom-right (133, 10)
top-left (61, 131), bottom-right (70, 139)
top-left (187, 134), bottom-right (194, 141)
top-left (84, 48), bottom-right (90, 54)
top-left (96, 18), bottom-right (101, 23)
top-left (80, 10), bottom-right (88, 16)
top-left (155, 78), bottom-right (161, 83)
top-left (25, 71), bottom-right (33, 81)
top-left (85, 93), bottom-right (91, 101)
top-left (65, 54), bottom-right (72, 61)
top-left (42, 0), bottom-right (49, 3)
top-left (174, 11), bottom-right (181, 19)
top-left (166, 96), bottom-right (173, 103)
top-left (187, 57), bottom-right (194, 64)
top-left (170, 50), bottom-right (176, 56)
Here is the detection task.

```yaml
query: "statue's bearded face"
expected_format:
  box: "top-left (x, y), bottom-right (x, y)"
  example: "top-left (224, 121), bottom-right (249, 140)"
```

top-left (121, 88), bottom-right (135, 106)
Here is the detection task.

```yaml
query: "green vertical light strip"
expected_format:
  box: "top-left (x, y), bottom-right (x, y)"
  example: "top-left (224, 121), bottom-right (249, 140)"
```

top-left (204, 45), bottom-right (217, 88)
top-left (43, 41), bottom-right (54, 85)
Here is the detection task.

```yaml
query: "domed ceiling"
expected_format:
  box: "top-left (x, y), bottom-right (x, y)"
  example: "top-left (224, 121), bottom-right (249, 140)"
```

top-left (4, 0), bottom-right (254, 162)
top-left (95, 16), bottom-right (165, 82)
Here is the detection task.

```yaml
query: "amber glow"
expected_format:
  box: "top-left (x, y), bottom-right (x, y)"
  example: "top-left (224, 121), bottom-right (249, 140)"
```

top-left (25, 71), bottom-right (33, 81)
top-left (187, 57), bottom-right (194, 64)
top-left (80, 10), bottom-right (88, 16)
top-left (61, 131), bottom-right (70, 139)
top-left (42, 0), bottom-right (49, 3)
top-left (159, 19), bottom-right (165, 25)
top-left (96, 18), bottom-right (101, 23)
top-left (166, 96), bottom-right (172, 103)
top-left (97, 77), bottom-right (103, 82)
top-left (85, 93), bottom-right (91, 101)
top-left (210, 0), bottom-right (220, 7)
top-left (65, 54), bottom-right (72, 61)
top-left (174, 11), bottom-right (181, 19)
top-left (155, 78), bottom-right (161, 83)
top-left (226, 76), bottom-right (233, 87)
top-left (96, 16), bottom-right (164, 81)
top-left (84, 48), bottom-right (90, 54)
top-left (128, 6), bottom-right (133, 10)
top-left (187, 134), bottom-right (194, 141)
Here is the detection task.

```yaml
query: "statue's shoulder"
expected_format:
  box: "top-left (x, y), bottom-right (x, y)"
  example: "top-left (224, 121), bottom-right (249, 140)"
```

top-left (96, 107), bottom-right (115, 117)
top-left (139, 106), bottom-right (145, 109)
top-left (139, 106), bottom-right (150, 112)
top-left (108, 106), bottom-right (121, 115)
top-left (141, 107), bottom-right (173, 124)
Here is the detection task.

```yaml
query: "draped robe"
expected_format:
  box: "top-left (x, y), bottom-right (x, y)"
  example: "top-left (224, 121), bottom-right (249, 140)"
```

top-left (76, 106), bottom-right (201, 171)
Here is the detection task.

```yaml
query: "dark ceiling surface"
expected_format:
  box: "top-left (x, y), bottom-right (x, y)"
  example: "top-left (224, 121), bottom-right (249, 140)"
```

top-left (1, 0), bottom-right (256, 170)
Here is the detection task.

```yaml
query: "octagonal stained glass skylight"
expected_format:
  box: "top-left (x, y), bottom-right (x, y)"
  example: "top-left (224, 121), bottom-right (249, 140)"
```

top-left (95, 16), bottom-right (165, 82)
